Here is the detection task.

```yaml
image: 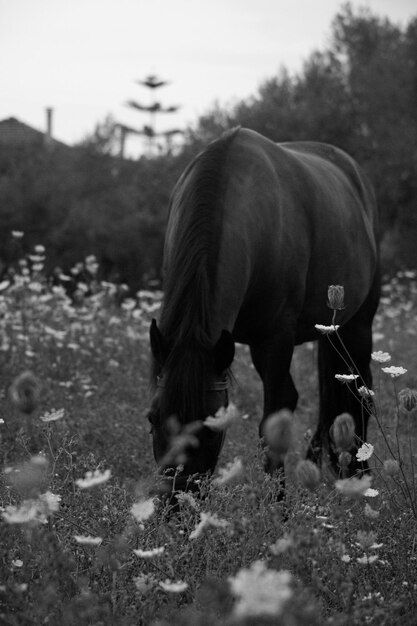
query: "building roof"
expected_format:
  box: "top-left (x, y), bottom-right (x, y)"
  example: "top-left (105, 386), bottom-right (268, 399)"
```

top-left (0, 116), bottom-right (67, 148)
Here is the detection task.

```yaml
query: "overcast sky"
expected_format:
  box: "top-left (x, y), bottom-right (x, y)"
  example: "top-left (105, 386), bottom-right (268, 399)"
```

top-left (0, 0), bottom-right (416, 155)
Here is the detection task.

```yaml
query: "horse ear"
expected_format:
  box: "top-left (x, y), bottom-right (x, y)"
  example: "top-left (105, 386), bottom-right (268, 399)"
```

top-left (150, 319), bottom-right (169, 366)
top-left (214, 330), bottom-right (235, 373)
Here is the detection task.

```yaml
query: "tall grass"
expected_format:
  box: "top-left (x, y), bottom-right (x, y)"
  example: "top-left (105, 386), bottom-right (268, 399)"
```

top-left (1, 237), bottom-right (417, 624)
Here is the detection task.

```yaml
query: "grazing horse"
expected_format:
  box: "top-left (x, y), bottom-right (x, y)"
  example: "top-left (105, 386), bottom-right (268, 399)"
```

top-left (148, 127), bottom-right (379, 491)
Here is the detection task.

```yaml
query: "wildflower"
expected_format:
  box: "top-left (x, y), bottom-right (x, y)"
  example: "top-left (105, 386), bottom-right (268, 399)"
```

top-left (295, 459), bottom-right (321, 491)
top-left (315, 324), bottom-right (339, 334)
top-left (12, 230), bottom-right (24, 238)
top-left (357, 554), bottom-right (378, 565)
top-left (381, 366), bottom-right (407, 378)
top-left (159, 579), bottom-right (188, 593)
top-left (134, 574), bottom-right (158, 593)
top-left (341, 554), bottom-right (351, 563)
top-left (331, 413), bottom-right (355, 451)
top-left (270, 533), bottom-right (294, 555)
top-left (0, 280), bottom-right (10, 291)
top-left (398, 388), bottom-right (417, 413)
top-left (364, 503), bottom-right (380, 519)
top-left (130, 498), bottom-right (155, 522)
top-left (335, 374), bottom-right (359, 383)
top-left (9, 371), bottom-right (41, 414)
top-left (263, 410), bottom-right (293, 462)
top-left (213, 457), bottom-right (244, 486)
top-left (358, 386), bottom-right (375, 398)
top-left (229, 560), bottom-right (292, 618)
top-left (327, 285), bottom-right (345, 310)
top-left (204, 402), bottom-right (239, 431)
top-left (12, 559), bottom-right (23, 567)
top-left (383, 459), bottom-right (400, 476)
top-left (371, 351), bottom-right (391, 363)
top-left (335, 475), bottom-right (373, 499)
top-left (133, 546), bottom-right (165, 558)
top-left (189, 512), bottom-right (230, 540)
top-left (34, 244), bottom-right (45, 254)
top-left (75, 469), bottom-right (111, 489)
top-left (39, 408), bottom-right (65, 423)
top-left (39, 491), bottom-right (61, 513)
top-left (364, 488), bottom-right (379, 497)
top-left (74, 535), bottom-right (103, 546)
top-left (356, 443), bottom-right (374, 462)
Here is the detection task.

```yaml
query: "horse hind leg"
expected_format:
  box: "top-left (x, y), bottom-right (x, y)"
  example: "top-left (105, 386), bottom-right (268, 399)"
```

top-left (307, 278), bottom-right (379, 476)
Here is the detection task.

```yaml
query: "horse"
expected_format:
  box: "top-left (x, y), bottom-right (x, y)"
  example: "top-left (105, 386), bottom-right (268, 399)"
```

top-left (148, 127), bottom-right (380, 493)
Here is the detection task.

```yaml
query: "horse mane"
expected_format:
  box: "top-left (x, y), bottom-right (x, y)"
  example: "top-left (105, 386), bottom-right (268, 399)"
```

top-left (154, 127), bottom-right (240, 423)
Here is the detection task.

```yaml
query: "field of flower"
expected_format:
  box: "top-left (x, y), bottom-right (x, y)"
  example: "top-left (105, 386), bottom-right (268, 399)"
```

top-left (1, 243), bottom-right (417, 625)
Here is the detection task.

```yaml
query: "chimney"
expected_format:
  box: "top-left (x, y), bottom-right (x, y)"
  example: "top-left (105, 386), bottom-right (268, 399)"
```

top-left (45, 107), bottom-right (53, 144)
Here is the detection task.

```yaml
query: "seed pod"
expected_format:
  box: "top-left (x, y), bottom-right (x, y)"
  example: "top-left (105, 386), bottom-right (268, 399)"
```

top-left (327, 285), bottom-right (345, 310)
top-left (331, 413), bottom-right (355, 451)
top-left (398, 388), bottom-right (417, 413)
top-left (295, 460), bottom-right (321, 492)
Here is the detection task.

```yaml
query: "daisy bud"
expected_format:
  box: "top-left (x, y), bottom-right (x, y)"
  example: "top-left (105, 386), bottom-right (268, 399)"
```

top-left (327, 285), bottom-right (345, 311)
top-left (338, 451), bottom-right (352, 470)
top-left (398, 388), bottom-right (417, 413)
top-left (383, 459), bottom-right (400, 477)
top-left (295, 459), bottom-right (321, 492)
top-left (331, 413), bottom-right (355, 451)
top-left (263, 410), bottom-right (293, 461)
top-left (9, 371), bottom-right (41, 414)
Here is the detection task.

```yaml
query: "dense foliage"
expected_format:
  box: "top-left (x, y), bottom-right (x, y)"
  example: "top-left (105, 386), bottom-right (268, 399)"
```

top-left (1, 4), bottom-right (416, 287)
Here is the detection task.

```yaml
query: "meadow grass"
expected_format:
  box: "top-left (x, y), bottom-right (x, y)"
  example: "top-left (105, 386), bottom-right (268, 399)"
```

top-left (1, 249), bottom-right (417, 625)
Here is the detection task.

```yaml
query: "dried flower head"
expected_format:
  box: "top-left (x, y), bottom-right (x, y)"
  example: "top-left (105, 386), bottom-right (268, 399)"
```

top-left (398, 388), bottom-right (417, 413)
top-left (331, 413), bottom-right (356, 451)
top-left (295, 459), bottom-right (321, 491)
top-left (9, 371), bottom-right (41, 414)
top-left (327, 285), bottom-right (345, 310)
top-left (263, 409), bottom-right (293, 462)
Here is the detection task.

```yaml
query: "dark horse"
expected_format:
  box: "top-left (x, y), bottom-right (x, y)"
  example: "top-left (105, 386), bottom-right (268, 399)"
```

top-left (148, 127), bottom-right (379, 491)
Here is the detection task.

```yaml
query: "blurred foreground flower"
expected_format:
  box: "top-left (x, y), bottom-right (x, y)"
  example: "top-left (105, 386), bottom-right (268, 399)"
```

top-left (75, 469), bottom-right (111, 489)
top-left (130, 498), bottom-right (155, 522)
top-left (295, 459), bottom-right (321, 491)
top-left (263, 409), bottom-right (293, 463)
top-left (383, 459), bottom-right (400, 477)
top-left (229, 560), bottom-right (292, 618)
top-left (335, 475), bottom-right (378, 499)
top-left (3, 491), bottom-right (61, 524)
top-left (213, 457), bottom-right (244, 486)
top-left (189, 512), bottom-right (230, 540)
top-left (204, 402), bottom-right (239, 431)
top-left (6, 455), bottom-right (48, 496)
top-left (9, 371), bottom-right (41, 414)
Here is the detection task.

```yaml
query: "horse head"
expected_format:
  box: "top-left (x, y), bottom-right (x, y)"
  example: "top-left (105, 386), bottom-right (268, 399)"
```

top-left (148, 319), bottom-right (235, 493)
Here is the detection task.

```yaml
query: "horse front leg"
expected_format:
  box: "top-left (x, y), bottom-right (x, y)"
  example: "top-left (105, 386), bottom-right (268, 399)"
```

top-left (249, 334), bottom-right (298, 475)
